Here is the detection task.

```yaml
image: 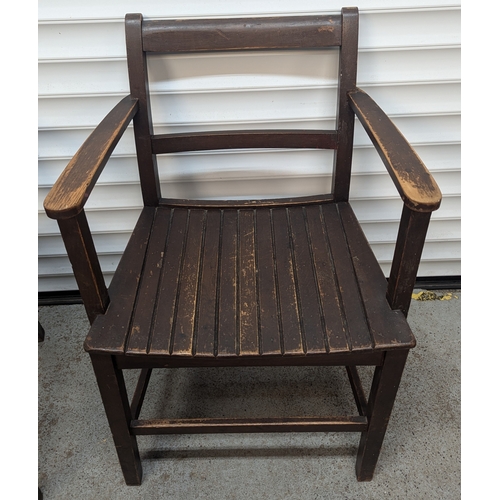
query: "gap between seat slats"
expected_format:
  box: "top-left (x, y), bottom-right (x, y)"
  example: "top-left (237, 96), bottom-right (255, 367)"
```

top-left (124, 204), bottom-right (375, 357)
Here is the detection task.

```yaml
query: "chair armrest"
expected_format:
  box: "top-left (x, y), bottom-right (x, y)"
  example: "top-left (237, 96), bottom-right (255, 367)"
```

top-left (348, 88), bottom-right (442, 213)
top-left (348, 88), bottom-right (443, 316)
top-left (43, 95), bottom-right (139, 220)
top-left (42, 95), bottom-right (138, 323)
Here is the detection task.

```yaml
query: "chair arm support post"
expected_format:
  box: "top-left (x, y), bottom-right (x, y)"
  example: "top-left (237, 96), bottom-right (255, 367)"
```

top-left (57, 210), bottom-right (109, 324)
top-left (43, 95), bottom-right (139, 220)
top-left (387, 206), bottom-right (432, 316)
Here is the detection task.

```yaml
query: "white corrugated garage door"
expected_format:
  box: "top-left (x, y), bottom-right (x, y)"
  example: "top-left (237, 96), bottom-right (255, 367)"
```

top-left (38, 1), bottom-right (461, 292)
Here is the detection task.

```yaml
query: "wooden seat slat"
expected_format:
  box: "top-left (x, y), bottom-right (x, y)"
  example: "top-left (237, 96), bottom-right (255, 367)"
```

top-left (271, 208), bottom-right (304, 355)
top-left (127, 208), bottom-right (172, 354)
top-left (320, 203), bottom-right (373, 351)
top-left (171, 209), bottom-right (206, 356)
top-left (238, 210), bottom-right (260, 356)
top-left (194, 210), bottom-right (222, 357)
top-left (147, 209), bottom-right (189, 355)
top-left (88, 202), bottom-right (414, 359)
top-left (304, 205), bottom-right (350, 352)
top-left (255, 208), bottom-right (282, 356)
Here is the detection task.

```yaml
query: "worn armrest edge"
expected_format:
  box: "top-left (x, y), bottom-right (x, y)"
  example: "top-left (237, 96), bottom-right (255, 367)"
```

top-left (348, 88), bottom-right (442, 213)
top-left (43, 95), bottom-right (139, 220)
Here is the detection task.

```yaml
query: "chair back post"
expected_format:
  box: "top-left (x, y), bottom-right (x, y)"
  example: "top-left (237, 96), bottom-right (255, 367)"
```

top-left (125, 13), bottom-right (161, 206)
top-left (332, 7), bottom-right (359, 202)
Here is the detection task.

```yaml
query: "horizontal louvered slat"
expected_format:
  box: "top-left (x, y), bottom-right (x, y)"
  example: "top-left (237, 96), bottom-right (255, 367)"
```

top-left (38, 143), bottom-right (460, 188)
top-left (38, 170), bottom-right (460, 212)
top-left (38, 47), bottom-right (460, 96)
top-left (38, 8), bottom-right (460, 59)
top-left (38, 83), bottom-right (461, 129)
top-left (38, 1), bottom-right (460, 22)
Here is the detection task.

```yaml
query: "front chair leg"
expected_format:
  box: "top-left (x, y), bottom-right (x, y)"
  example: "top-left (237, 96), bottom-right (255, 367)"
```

top-left (90, 354), bottom-right (143, 485)
top-left (356, 349), bottom-right (409, 481)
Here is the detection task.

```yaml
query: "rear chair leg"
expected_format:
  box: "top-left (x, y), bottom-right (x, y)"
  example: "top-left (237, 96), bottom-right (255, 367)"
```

top-left (356, 349), bottom-right (409, 481)
top-left (90, 354), bottom-right (143, 485)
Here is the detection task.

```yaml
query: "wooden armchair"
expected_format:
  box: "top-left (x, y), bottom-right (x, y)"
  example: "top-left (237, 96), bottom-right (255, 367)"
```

top-left (43, 8), bottom-right (441, 485)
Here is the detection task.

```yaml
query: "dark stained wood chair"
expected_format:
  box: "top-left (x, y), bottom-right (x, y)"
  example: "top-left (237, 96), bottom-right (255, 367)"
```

top-left (43, 8), bottom-right (441, 485)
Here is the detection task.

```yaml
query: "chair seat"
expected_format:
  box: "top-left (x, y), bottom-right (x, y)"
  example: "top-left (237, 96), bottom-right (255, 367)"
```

top-left (85, 200), bottom-right (415, 362)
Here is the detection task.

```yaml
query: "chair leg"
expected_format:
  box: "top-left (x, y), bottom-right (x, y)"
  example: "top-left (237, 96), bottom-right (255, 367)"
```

top-left (90, 354), bottom-right (143, 485)
top-left (355, 349), bottom-right (409, 481)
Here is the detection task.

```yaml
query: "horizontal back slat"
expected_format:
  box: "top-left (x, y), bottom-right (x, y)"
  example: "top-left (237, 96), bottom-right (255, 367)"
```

top-left (142, 15), bottom-right (342, 53)
top-left (152, 130), bottom-right (338, 154)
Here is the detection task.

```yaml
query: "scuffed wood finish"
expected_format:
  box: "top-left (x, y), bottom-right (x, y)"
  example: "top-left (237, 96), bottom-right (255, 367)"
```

top-left (348, 88), bottom-right (442, 212)
top-left (43, 96), bottom-right (138, 220)
top-left (338, 202), bottom-right (414, 347)
top-left (85, 202), bottom-right (415, 359)
top-left (131, 416), bottom-right (368, 435)
top-left (332, 7), bottom-right (359, 201)
top-left (130, 369), bottom-right (153, 419)
top-left (152, 130), bottom-right (338, 154)
top-left (45, 8), bottom-right (442, 485)
top-left (90, 354), bottom-right (142, 485)
top-left (387, 206), bottom-right (432, 316)
top-left (84, 207), bottom-right (156, 352)
top-left (356, 350), bottom-right (409, 481)
top-left (125, 13), bottom-right (162, 206)
top-left (159, 194), bottom-right (334, 209)
top-left (116, 350), bottom-right (385, 369)
top-left (346, 366), bottom-right (368, 416)
top-left (57, 211), bottom-right (109, 323)
top-left (142, 15), bottom-right (342, 53)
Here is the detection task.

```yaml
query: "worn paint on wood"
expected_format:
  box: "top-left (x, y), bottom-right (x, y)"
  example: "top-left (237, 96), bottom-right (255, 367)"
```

top-left (44, 8), bottom-right (441, 486)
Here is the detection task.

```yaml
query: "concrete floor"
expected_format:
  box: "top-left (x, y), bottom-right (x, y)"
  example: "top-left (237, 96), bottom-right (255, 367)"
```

top-left (38, 290), bottom-right (460, 499)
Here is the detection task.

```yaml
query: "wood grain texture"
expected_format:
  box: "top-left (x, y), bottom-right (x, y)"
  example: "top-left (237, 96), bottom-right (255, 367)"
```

top-left (338, 202), bottom-right (415, 348)
top-left (159, 194), bottom-right (334, 209)
top-left (125, 13), bottom-right (162, 206)
top-left (152, 130), bottom-right (338, 154)
top-left (57, 210), bottom-right (109, 323)
top-left (84, 207), bottom-right (156, 353)
top-left (348, 88), bottom-right (442, 212)
top-left (131, 416), bottom-right (367, 435)
top-left (356, 349), bottom-right (409, 481)
top-left (68, 10), bottom-right (435, 486)
top-left (142, 15), bottom-right (342, 53)
top-left (387, 206), bottom-right (432, 316)
top-left (116, 350), bottom-right (385, 369)
top-left (332, 7), bottom-right (359, 201)
top-left (86, 202), bottom-right (415, 359)
top-left (90, 354), bottom-right (142, 485)
top-left (43, 95), bottom-right (138, 220)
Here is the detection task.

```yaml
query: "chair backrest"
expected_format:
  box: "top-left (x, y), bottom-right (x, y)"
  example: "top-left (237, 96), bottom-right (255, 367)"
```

top-left (125, 8), bottom-right (359, 206)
